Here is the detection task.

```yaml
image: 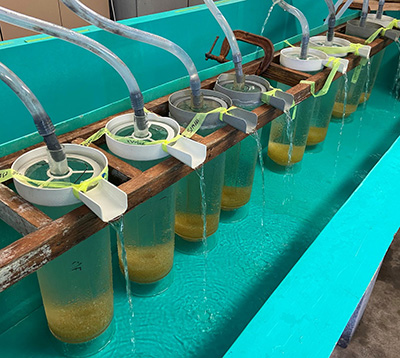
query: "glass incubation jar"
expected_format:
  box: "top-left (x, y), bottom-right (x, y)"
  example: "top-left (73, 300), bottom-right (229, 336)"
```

top-left (11, 144), bottom-right (116, 356)
top-left (359, 50), bottom-right (385, 104)
top-left (169, 89), bottom-right (228, 252)
top-left (117, 184), bottom-right (175, 292)
top-left (268, 48), bottom-right (331, 166)
top-left (38, 227), bottom-right (114, 347)
top-left (268, 91), bottom-right (313, 166)
top-left (306, 79), bottom-right (340, 146)
top-left (105, 114), bottom-right (178, 295)
top-left (332, 63), bottom-right (368, 118)
top-left (215, 74), bottom-right (266, 217)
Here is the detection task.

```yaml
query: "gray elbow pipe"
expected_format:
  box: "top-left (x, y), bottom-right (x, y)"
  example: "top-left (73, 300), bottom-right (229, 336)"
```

top-left (0, 62), bottom-right (67, 165)
top-left (376, 0), bottom-right (385, 19)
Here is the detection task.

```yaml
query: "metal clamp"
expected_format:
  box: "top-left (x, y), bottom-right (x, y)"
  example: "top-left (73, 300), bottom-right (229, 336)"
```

top-left (205, 30), bottom-right (275, 75)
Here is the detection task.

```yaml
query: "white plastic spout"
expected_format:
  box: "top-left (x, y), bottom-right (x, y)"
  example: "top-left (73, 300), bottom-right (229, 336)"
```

top-left (203, 0), bottom-right (245, 89)
top-left (61, 0), bottom-right (203, 110)
top-left (322, 58), bottom-right (349, 74)
top-left (0, 6), bottom-right (148, 138)
top-left (221, 107), bottom-right (258, 134)
top-left (165, 137), bottom-right (207, 169)
top-left (277, 0), bottom-right (310, 60)
top-left (357, 45), bottom-right (372, 59)
top-left (78, 179), bottom-right (128, 223)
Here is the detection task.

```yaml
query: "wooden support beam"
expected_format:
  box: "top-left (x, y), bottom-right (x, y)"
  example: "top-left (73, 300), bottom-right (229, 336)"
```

top-left (0, 184), bottom-right (52, 236)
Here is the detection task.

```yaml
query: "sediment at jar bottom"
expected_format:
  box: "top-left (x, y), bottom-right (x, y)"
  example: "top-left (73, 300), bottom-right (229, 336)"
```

top-left (332, 102), bottom-right (358, 118)
top-left (118, 240), bottom-right (174, 284)
top-left (267, 142), bottom-right (305, 166)
top-left (175, 212), bottom-right (220, 241)
top-left (307, 126), bottom-right (329, 146)
top-left (221, 186), bottom-right (252, 210)
top-left (359, 92), bottom-right (371, 104)
top-left (44, 289), bottom-right (114, 344)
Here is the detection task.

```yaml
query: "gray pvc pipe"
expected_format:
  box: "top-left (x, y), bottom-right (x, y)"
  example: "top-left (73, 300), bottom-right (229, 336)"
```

top-left (61, 0), bottom-right (203, 110)
top-left (278, 1), bottom-right (310, 59)
top-left (203, 0), bottom-right (245, 88)
top-left (0, 6), bottom-right (148, 138)
top-left (324, 0), bottom-right (336, 44)
top-left (376, 0), bottom-right (385, 20)
top-left (360, 0), bottom-right (370, 27)
top-left (0, 62), bottom-right (68, 174)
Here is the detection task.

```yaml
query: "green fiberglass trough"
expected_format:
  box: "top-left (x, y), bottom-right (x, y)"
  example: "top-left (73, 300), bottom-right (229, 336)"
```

top-left (0, 1), bottom-right (400, 357)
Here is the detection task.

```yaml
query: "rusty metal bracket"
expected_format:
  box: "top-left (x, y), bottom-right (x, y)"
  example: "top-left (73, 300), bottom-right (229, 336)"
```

top-left (205, 30), bottom-right (274, 75)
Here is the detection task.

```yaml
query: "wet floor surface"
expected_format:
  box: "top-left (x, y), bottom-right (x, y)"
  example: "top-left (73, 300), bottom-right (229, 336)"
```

top-left (331, 231), bottom-right (400, 358)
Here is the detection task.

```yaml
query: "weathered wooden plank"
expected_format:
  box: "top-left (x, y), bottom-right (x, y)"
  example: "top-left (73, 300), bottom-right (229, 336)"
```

top-left (263, 62), bottom-right (312, 86)
top-left (0, 184), bottom-right (52, 236)
top-left (349, 0), bottom-right (400, 11)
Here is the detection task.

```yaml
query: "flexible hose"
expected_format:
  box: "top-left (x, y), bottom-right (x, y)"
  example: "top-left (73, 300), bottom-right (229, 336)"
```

top-left (61, 0), bottom-right (203, 110)
top-left (324, 0), bottom-right (336, 45)
top-left (336, 0), bottom-right (355, 21)
top-left (0, 61), bottom-right (68, 174)
top-left (360, 0), bottom-right (369, 27)
top-left (203, 0), bottom-right (245, 89)
top-left (376, 0), bottom-right (385, 20)
top-left (278, 1), bottom-right (309, 59)
top-left (0, 6), bottom-right (148, 137)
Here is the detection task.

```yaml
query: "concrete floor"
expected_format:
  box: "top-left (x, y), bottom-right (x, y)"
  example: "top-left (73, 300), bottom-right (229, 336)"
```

top-left (331, 232), bottom-right (400, 358)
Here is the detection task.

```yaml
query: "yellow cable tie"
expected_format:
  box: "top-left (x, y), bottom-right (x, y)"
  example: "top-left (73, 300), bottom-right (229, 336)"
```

top-left (284, 40), bottom-right (295, 48)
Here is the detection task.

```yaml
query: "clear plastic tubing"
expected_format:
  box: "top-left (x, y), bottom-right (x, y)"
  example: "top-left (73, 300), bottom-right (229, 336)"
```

top-left (203, 0), bottom-right (245, 88)
top-left (0, 6), bottom-right (149, 138)
top-left (324, 0), bottom-right (336, 45)
top-left (376, 0), bottom-right (385, 20)
top-left (277, 1), bottom-right (310, 60)
top-left (0, 61), bottom-right (68, 175)
top-left (360, 0), bottom-right (370, 27)
top-left (61, 0), bottom-right (203, 111)
top-left (336, 0), bottom-right (355, 21)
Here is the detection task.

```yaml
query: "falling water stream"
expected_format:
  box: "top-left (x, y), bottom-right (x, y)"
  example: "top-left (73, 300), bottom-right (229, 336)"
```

top-left (251, 131), bottom-right (266, 228)
top-left (392, 41), bottom-right (400, 100)
top-left (195, 166), bottom-right (212, 327)
top-left (260, 1), bottom-right (278, 37)
top-left (355, 59), bottom-right (371, 153)
top-left (109, 218), bottom-right (136, 354)
top-left (281, 110), bottom-right (296, 206)
top-left (333, 73), bottom-right (349, 179)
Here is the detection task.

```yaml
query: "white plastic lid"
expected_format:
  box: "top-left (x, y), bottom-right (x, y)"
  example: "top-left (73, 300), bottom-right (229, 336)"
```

top-left (280, 47), bottom-right (329, 72)
top-left (106, 112), bottom-right (207, 169)
top-left (366, 14), bottom-right (397, 28)
top-left (310, 36), bottom-right (351, 58)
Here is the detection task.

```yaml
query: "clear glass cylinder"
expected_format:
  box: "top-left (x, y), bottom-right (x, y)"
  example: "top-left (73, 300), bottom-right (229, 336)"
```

top-left (117, 185), bottom-right (175, 284)
top-left (267, 83), bottom-right (314, 166)
top-left (222, 135), bottom-right (258, 210)
top-left (306, 80), bottom-right (340, 146)
top-left (175, 153), bottom-right (226, 241)
top-left (332, 64), bottom-right (368, 118)
top-left (359, 50), bottom-right (385, 104)
top-left (37, 227), bottom-right (114, 345)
